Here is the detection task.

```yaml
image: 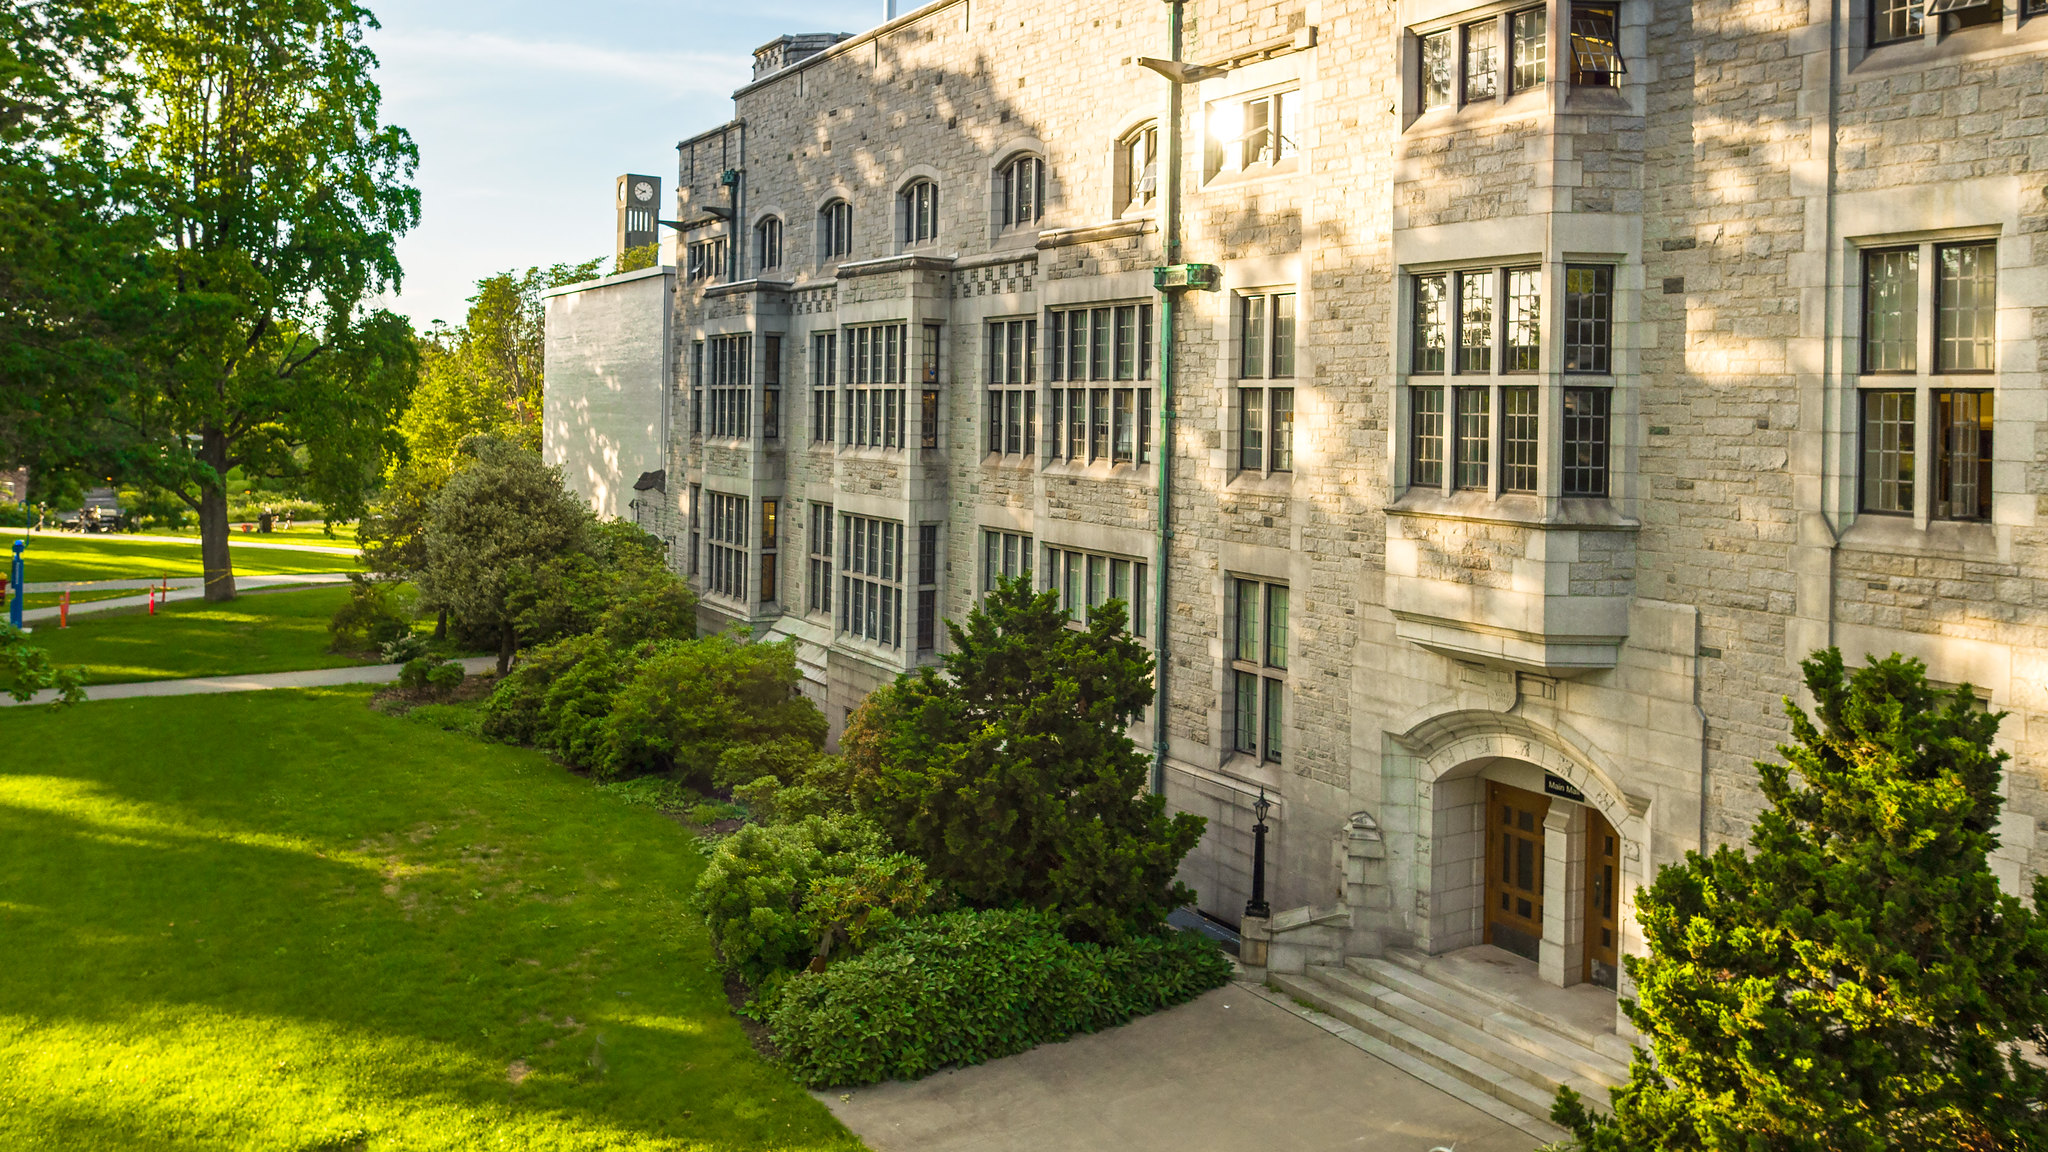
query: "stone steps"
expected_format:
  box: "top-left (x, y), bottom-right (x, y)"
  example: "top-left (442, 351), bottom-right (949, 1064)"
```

top-left (1376, 947), bottom-right (1636, 1065)
top-left (1270, 951), bottom-right (1633, 1142)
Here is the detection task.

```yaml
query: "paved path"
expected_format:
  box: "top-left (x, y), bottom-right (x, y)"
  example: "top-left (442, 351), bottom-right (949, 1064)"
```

top-left (6, 527), bottom-right (360, 556)
top-left (819, 982), bottom-right (1541, 1152)
top-left (17, 572), bottom-right (355, 623)
top-left (0, 656), bottom-right (498, 708)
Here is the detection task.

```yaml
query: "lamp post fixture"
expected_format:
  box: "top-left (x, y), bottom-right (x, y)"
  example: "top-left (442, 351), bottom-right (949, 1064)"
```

top-left (9, 537), bottom-right (24, 630)
top-left (1245, 787), bottom-right (1271, 920)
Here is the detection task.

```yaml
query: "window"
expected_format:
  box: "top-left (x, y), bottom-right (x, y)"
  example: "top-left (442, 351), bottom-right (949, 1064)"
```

top-left (1458, 271), bottom-right (1493, 374)
top-left (762, 335), bottom-right (781, 439)
top-left (1455, 387), bottom-right (1491, 489)
top-left (1563, 265), bottom-right (1613, 374)
top-left (688, 484), bottom-right (701, 576)
top-left (686, 236), bottom-right (728, 283)
top-left (1504, 268), bottom-right (1541, 371)
top-left (1048, 303), bottom-right (1153, 465)
top-left (1856, 239), bottom-right (2000, 522)
top-left (1421, 31), bottom-right (1453, 110)
top-left (1237, 292), bottom-right (1296, 478)
top-left (844, 323), bottom-right (908, 449)
top-left (1561, 388), bottom-right (1610, 496)
top-left (1413, 274), bottom-right (1450, 373)
top-left (705, 491), bottom-right (748, 602)
top-left (1862, 248), bottom-right (1917, 374)
top-left (1122, 124), bottom-right (1159, 213)
top-left (1411, 386), bottom-right (1446, 488)
top-left (1238, 292), bottom-right (1295, 379)
top-left (1000, 156), bottom-right (1045, 229)
top-left (759, 499), bottom-right (779, 603)
top-left (820, 199), bottom-right (853, 260)
top-left (1045, 545), bottom-right (1146, 636)
top-left (806, 503), bottom-right (834, 615)
top-left (917, 524), bottom-right (940, 652)
top-left (1873, 0), bottom-right (1923, 42)
top-left (982, 529), bottom-right (1034, 593)
top-left (1209, 89), bottom-right (1298, 175)
top-left (707, 334), bottom-right (751, 438)
top-left (1512, 8), bottom-right (1547, 90)
top-left (811, 333), bottom-right (837, 442)
top-left (985, 318), bottom-right (1037, 457)
top-left (1936, 242), bottom-right (1995, 374)
top-left (1228, 578), bottom-right (1287, 763)
top-left (1465, 19), bottom-right (1499, 102)
top-left (900, 180), bottom-right (938, 244)
top-left (690, 340), bottom-right (704, 435)
top-left (1239, 387), bottom-right (1295, 475)
top-left (921, 325), bottom-right (942, 450)
top-left (756, 217), bottom-right (782, 273)
top-left (1569, 4), bottom-right (1624, 88)
top-left (839, 514), bottom-right (903, 648)
top-left (1502, 387), bottom-right (1539, 492)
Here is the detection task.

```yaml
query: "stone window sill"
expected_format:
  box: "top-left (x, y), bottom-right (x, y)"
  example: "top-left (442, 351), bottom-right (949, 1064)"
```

top-left (1386, 488), bottom-right (1638, 531)
top-left (1838, 512), bottom-right (2001, 562)
top-left (1853, 18), bottom-right (2048, 79)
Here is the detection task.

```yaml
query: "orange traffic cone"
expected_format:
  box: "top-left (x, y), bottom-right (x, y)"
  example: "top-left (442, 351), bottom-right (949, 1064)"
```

top-left (59, 589), bottom-right (69, 628)
top-left (147, 586), bottom-right (156, 615)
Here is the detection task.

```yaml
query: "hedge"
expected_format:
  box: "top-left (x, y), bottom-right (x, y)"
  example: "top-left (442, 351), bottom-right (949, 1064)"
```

top-left (767, 908), bottom-right (1232, 1087)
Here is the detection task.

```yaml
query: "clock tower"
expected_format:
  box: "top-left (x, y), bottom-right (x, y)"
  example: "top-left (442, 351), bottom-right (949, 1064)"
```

top-left (615, 174), bottom-right (661, 262)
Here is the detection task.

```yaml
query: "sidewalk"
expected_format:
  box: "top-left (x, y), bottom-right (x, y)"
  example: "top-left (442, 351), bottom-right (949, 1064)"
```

top-left (819, 983), bottom-right (1541, 1152)
top-left (18, 572), bottom-right (355, 623)
top-left (0, 656), bottom-right (498, 708)
top-left (5, 527), bottom-right (359, 556)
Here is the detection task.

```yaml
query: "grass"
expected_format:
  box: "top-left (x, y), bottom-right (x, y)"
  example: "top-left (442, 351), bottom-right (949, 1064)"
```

top-left (0, 686), bottom-right (864, 1151)
top-left (3, 533), bottom-right (361, 586)
top-left (23, 588), bottom-right (139, 610)
top-left (155, 521), bottom-right (358, 542)
top-left (29, 585), bottom-right (371, 684)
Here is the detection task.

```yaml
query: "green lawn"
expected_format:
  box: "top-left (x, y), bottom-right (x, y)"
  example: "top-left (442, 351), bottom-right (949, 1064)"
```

top-left (3, 533), bottom-right (361, 586)
top-left (155, 521), bottom-right (358, 543)
top-left (0, 687), bottom-right (863, 1151)
top-left (30, 586), bottom-right (370, 684)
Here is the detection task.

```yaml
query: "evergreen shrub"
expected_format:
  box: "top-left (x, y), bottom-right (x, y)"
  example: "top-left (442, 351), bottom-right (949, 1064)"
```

top-left (768, 908), bottom-right (1232, 1087)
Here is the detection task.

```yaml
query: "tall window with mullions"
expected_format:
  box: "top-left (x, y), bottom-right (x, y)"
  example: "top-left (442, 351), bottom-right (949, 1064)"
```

top-left (1457, 271), bottom-right (1494, 374)
top-left (839, 514), bottom-right (903, 648)
top-left (1228, 578), bottom-right (1287, 764)
top-left (1411, 386), bottom-right (1446, 488)
top-left (1561, 389), bottom-right (1610, 496)
top-left (1935, 391), bottom-right (1992, 521)
top-left (1860, 391), bottom-right (1914, 514)
top-left (1455, 388), bottom-right (1491, 490)
top-left (1501, 387), bottom-right (1539, 493)
top-left (1563, 265), bottom-right (1613, 374)
top-left (985, 318), bottom-right (1036, 457)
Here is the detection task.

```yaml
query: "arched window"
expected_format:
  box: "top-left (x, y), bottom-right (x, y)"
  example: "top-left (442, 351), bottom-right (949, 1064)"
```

top-left (900, 180), bottom-right (939, 244)
top-left (819, 200), bottom-right (852, 260)
top-left (1121, 125), bottom-right (1158, 214)
top-left (999, 156), bottom-right (1044, 228)
top-left (756, 216), bottom-right (783, 272)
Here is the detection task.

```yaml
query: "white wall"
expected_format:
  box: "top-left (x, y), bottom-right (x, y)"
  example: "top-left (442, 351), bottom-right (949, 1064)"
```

top-left (541, 266), bottom-right (673, 523)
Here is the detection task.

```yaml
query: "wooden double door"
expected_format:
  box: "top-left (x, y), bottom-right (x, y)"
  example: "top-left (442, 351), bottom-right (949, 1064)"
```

top-left (1484, 781), bottom-right (1621, 986)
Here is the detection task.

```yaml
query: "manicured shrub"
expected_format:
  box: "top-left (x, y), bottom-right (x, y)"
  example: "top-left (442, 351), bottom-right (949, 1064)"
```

top-left (714, 735), bottom-right (826, 792)
top-left (329, 575), bottom-right (411, 652)
top-left (379, 632), bottom-right (429, 664)
top-left (768, 909), bottom-right (1232, 1087)
top-left (597, 635), bottom-right (825, 785)
top-left (695, 815), bottom-right (931, 998)
top-left (397, 657), bottom-right (437, 692)
top-left (424, 660), bottom-right (463, 694)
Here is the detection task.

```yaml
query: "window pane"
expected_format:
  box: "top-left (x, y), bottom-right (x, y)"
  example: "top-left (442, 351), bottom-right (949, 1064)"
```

top-left (1458, 271), bottom-right (1494, 373)
top-left (1235, 578), bottom-right (1259, 662)
top-left (1465, 19), bottom-right (1499, 102)
top-left (1265, 585), bottom-right (1289, 669)
top-left (1512, 8), bottom-right (1547, 90)
top-left (1569, 4), bottom-right (1623, 87)
top-left (1456, 387), bottom-right (1491, 489)
top-left (1090, 308), bottom-right (1112, 379)
top-left (1860, 390), bottom-right (1915, 514)
top-left (1114, 306), bottom-right (1136, 379)
top-left (1270, 389), bottom-right (1295, 473)
top-left (1240, 294), bottom-right (1266, 378)
top-left (1874, 0), bottom-right (1923, 43)
top-left (1262, 677), bottom-right (1284, 763)
top-left (1090, 389), bottom-right (1109, 459)
top-left (1505, 268), bottom-right (1541, 372)
top-left (1937, 242), bottom-right (1996, 373)
top-left (1502, 387), bottom-right (1538, 493)
top-left (1272, 293), bottom-right (1295, 377)
top-left (1242, 95), bottom-right (1272, 168)
top-left (1413, 274), bottom-right (1449, 373)
top-left (1563, 265), bottom-right (1613, 373)
top-left (1421, 31), bottom-right (1453, 110)
top-left (1561, 388), bottom-right (1611, 497)
top-left (1113, 389), bottom-right (1134, 462)
top-left (1235, 670), bottom-right (1260, 753)
top-left (1862, 248), bottom-right (1918, 373)
top-left (1411, 386), bottom-right (1446, 488)
top-left (1240, 387), bottom-right (1264, 472)
top-left (1936, 390), bottom-right (1992, 521)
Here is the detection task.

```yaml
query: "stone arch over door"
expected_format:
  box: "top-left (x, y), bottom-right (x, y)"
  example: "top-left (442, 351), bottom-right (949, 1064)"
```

top-left (1399, 710), bottom-right (1649, 989)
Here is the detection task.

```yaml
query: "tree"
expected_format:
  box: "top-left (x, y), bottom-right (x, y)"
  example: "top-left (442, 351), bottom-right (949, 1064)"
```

top-left (1554, 649), bottom-right (2048, 1152)
top-left (414, 439), bottom-right (591, 673)
top-left (14, 0), bottom-right (421, 601)
top-left (846, 580), bottom-right (1206, 943)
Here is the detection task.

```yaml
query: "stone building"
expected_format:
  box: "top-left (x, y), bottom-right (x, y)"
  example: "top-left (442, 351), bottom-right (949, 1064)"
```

top-left (549, 0), bottom-right (2048, 1131)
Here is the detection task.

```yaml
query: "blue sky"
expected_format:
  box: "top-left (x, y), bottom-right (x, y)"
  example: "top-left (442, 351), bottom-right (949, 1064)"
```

top-left (365, 0), bottom-right (877, 328)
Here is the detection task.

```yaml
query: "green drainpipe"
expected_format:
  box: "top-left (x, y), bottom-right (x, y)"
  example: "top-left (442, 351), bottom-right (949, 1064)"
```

top-left (1151, 0), bottom-right (1186, 799)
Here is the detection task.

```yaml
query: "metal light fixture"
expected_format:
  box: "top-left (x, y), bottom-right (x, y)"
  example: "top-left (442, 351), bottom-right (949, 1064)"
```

top-left (1245, 787), bottom-right (1272, 919)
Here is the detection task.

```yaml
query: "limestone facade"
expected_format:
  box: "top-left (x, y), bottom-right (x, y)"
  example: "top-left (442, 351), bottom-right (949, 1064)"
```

top-left (572, 0), bottom-right (2048, 1002)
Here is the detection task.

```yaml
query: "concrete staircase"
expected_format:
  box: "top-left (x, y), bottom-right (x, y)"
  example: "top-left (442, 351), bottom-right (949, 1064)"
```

top-left (1269, 948), bottom-right (1632, 1143)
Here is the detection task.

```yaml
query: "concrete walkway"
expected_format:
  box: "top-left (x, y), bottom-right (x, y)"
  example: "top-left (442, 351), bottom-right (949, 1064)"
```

top-left (17, 572), bottom-right (355, 623)
top-left (819, 982), bottom-right (1543, 1152)
top-left (0, 656), bottom-right (498, 708)
top-left (6, 527), bottom-right (360, 556)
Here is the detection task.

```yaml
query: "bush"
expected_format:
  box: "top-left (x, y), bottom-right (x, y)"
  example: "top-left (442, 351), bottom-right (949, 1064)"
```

top-left (598, 776), bottom-right (698, 813)
top-left (479, 632), bottom-right (633, 766)
top-left (597, 635), bottom-right (825, 785)
top-left (398, 656), bottom-right (460, 698)
top-left (329, 575), bottom-right (412, 652)
top-left (397, 657), bottom-right (437, 693)
top-left (695, 815), bottom-right (931, 998)
top-left (425, 660), bottom-right (464, 694)
top-left (380, 633), bottom-right (429, 664)
top-left (226, 497), bottom-right (323, 524)
top-left (768, 909), bottom-right (1232, 1087)
top-left (714, 735), bottom-right (826, 792)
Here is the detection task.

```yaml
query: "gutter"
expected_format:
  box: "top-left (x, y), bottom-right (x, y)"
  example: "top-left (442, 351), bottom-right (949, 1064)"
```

top-left (1149, 0), bottom-right (1188, 798)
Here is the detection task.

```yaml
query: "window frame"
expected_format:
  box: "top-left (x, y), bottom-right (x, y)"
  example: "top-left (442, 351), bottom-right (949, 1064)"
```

top-left (900, 179), bottom-right (940, 245)
top-left (755, 216), bottom-right (783, 273)
top-left (1120, 123), bottom-right (1160, 215)
top-left (1047, 302), bottom-right (1154, 467)
top-left (1227, 577), bottom-right (1288, 765)
top-left (998, 155), bottom-right (1046, 230)
top-left (819, 199), bottom-right (854, 261)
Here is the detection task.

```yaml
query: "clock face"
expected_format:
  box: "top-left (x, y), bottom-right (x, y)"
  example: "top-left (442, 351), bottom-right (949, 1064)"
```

top-left (616, 183), bottom-right (627, 204)
top-left (634, 182), bottom-right (654, 202)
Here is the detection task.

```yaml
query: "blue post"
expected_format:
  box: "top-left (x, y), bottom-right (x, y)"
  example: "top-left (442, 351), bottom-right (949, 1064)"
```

top-left (8, 538), bottom-right (23, 630)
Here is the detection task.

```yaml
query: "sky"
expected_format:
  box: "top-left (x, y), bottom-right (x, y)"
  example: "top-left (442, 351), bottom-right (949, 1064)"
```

top-left (365, 0), bottom-right (879, 330)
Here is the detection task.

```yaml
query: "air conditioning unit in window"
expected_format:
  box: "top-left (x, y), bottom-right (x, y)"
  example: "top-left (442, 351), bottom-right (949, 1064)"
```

top-left (1153, 263), bottom-right (1221, 291)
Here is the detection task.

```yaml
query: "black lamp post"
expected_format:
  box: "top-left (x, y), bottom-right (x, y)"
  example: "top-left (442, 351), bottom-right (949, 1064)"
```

top-left (1245, 787), bottom-right (1271, 920)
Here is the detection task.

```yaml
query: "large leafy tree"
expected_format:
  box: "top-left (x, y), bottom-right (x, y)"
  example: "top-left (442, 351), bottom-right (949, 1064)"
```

top-left (846, 580), bottom-right (1206, 943)
top-left (1555, 649), bottom-right (2048, 1151)
top-left (15, 0), bottom-right (421, 601)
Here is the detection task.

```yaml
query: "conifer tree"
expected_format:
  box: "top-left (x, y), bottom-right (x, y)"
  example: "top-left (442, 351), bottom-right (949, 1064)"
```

top-left (1555, 649), bottom-right (2048, 1151)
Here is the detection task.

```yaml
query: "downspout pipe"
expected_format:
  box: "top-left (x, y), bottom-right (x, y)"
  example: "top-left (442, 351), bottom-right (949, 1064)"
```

top-left (1151, 0), bottom-right (1186, 798)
